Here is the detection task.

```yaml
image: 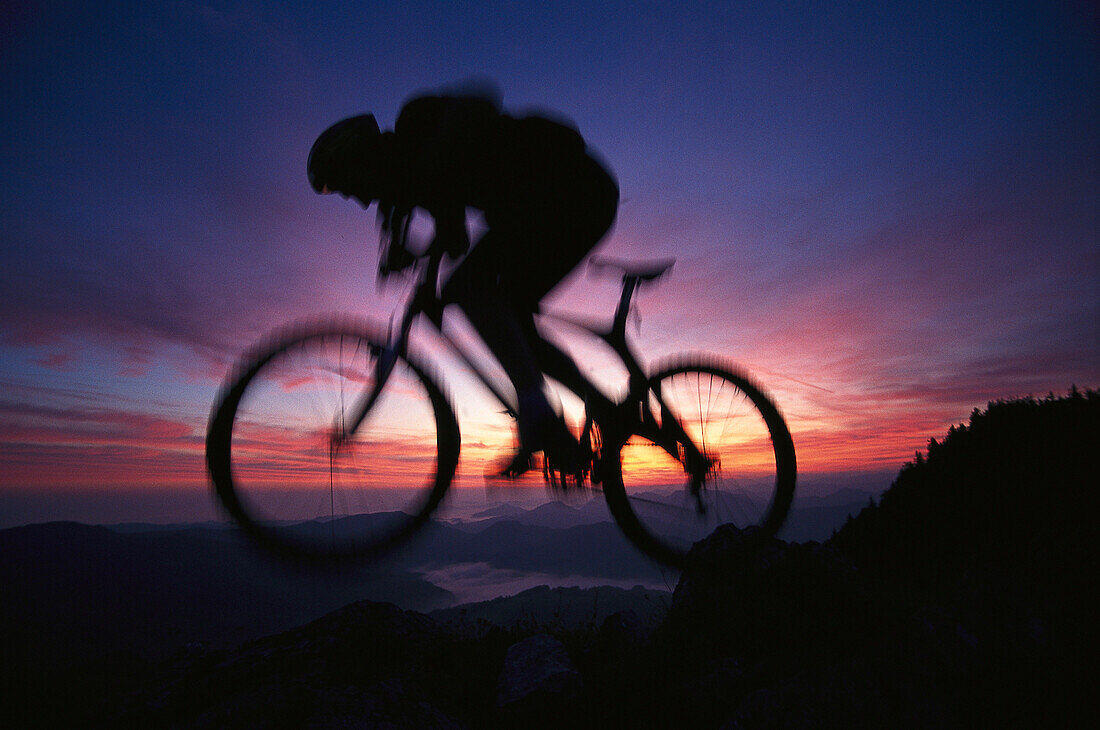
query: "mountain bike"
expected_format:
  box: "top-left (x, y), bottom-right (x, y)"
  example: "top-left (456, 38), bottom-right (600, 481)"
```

top-left (205, 244), bottom-right (796, 569)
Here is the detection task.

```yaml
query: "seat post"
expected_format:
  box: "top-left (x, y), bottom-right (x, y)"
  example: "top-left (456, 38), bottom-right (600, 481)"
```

top-left (612, 275), bottom-right (639, 339)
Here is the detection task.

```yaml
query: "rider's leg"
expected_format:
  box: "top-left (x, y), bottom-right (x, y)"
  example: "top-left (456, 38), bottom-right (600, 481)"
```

top-left (441, 156), bottom-right (617, 470)
top-left (441, 236), bottom-right (570, 458)
top-left (457, 298), bottom-right (584, 480)
top-left (458, 298), bottom-right (554, 433)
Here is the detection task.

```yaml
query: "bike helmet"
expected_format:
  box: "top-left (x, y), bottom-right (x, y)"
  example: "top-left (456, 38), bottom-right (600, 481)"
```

top-left (307, 113), bottom-right (381, 195)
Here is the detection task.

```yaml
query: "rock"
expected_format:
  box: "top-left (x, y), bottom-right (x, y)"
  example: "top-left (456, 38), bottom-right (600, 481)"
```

top-left (598, 609), bottom-right (644, 652)
top-left (679, 655), bottom-right (745, 718)
top-left (302, 679), bottom-right (466, 730)
top-left (723, 664), bottom-right (947, 730)
top-left (671, 525), bottom-right (790, 610)
top-left (657, 525), bottom-right (868, 669)
top-left (495, 633), bottom-right (582, 708)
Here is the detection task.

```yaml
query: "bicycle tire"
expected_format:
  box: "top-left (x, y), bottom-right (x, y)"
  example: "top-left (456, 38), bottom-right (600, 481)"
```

top-left (601, 357), bottom-right (796, 569)
top-left (205, 319), bottom-right (460, 563)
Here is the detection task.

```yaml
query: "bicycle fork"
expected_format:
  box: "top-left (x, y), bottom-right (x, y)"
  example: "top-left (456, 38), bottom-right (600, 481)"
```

top-left (633, 391), bottom-right (718, 515)
top-left (340, 300), bottom-right (420, 444)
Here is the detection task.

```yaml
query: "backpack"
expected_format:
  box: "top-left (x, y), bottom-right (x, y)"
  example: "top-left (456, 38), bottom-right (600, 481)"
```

top-left (512, 114), bottom-right (586, 155)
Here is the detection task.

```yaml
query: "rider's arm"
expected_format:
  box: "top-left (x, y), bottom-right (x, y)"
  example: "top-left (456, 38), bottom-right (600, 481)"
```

top-left (427, 203), bottom-right (469, 258)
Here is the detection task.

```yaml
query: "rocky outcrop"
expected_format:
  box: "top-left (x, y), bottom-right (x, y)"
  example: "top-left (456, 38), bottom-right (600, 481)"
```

top-left (496, 633), bottom-right (582, 708)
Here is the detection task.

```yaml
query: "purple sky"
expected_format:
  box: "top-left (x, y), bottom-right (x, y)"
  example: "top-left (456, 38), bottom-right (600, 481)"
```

top-left (1, 1), bottom-right (1096, 524)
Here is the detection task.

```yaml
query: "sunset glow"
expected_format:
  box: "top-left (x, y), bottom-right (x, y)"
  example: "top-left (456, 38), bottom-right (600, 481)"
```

top-left (1, 1), bottom-right (1096, 526)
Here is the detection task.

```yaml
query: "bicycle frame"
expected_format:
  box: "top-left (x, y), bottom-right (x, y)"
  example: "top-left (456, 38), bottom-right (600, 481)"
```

top-left (343, 251), bottom-right (713, 483)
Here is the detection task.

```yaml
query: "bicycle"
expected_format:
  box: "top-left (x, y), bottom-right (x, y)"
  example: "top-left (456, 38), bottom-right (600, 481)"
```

top-left (205, 241), bottom-right (796, 569)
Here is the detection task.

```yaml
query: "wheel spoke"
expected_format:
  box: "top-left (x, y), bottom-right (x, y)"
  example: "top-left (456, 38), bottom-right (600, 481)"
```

top-left (210, 326), bottom-right (455, 562)
top-left (604, 361), bottom-right (796, 568)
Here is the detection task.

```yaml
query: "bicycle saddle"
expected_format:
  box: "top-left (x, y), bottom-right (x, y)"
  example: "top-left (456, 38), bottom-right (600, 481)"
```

top-left (588, 256), bottom-right (676, 282)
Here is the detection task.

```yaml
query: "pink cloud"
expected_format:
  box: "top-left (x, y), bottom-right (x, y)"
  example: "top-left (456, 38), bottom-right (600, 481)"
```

top-left (33, 351), bottom-right (76, 371)
top-left (0, 398), bottom-right (206, 489)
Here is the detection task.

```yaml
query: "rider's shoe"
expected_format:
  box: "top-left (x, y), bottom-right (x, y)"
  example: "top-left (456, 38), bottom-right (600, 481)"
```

top-left (541, 423), bottom-right (584, 479)
top-left (496, 419), bottom-right (583, 481)
top-left (497, 449), bottom-right (535, 479)
top-left (497, 395), bottom-right (586, 483)
top-left (533, 416), bottom-right (587, 488)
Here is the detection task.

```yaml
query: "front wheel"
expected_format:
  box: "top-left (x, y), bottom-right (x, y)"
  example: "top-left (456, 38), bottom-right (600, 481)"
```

top-left (205, 320), bottom-right (460, 563)
top-left (602, 358), bottom-right (796, 568)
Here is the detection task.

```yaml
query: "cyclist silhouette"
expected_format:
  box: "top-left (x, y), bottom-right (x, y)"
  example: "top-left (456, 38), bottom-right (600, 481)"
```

top-left (307, 90), bottom-right (619, 477)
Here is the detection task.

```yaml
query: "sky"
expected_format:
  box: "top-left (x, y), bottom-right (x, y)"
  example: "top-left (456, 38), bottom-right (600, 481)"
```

top-left (1, 0), bottom-right (1097, 525)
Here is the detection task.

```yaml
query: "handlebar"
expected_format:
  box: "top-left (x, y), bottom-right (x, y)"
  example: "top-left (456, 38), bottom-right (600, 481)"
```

top-left (379, 205), bottom-right (464, 281)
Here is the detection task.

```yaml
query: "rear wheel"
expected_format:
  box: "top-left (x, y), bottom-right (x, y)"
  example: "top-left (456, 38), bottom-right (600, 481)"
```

top-left (602, 358), bottom-right (796, 568)
top-left (205, 321), bottom-right (459, 563)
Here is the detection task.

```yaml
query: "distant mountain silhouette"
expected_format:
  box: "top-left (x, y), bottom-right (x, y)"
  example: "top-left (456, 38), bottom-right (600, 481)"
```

top-left (0, 522), bottom-right (450, 728)
top-left (468, 502), bottom-right (529, 520)
top-left (0, 521), bottom-right (451, 663)
top-left (460, 490), bottom-right (876, 542)
top-left (430, 584), bottom-right (670, 636)
top-left (487, 499), bottom-right (613, 529)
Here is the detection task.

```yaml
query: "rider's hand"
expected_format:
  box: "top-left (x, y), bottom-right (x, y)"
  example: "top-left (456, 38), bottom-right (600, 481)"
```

top-left (378, 202), bottom-right (416, 276)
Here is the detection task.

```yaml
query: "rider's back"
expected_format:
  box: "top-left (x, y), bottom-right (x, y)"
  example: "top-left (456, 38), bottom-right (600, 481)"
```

top-left (393, 94), bottom-right (607, 227)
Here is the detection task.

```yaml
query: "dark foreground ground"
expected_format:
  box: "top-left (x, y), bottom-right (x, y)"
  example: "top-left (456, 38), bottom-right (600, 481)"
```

top-left (4, 390), bottom-right (1094, 728)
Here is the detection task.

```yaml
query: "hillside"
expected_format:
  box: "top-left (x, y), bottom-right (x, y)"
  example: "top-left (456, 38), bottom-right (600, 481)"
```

top-left (656, 389), bottom-right (1096, 727)
top-left (832, 388), bottom-right (1096, 581)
